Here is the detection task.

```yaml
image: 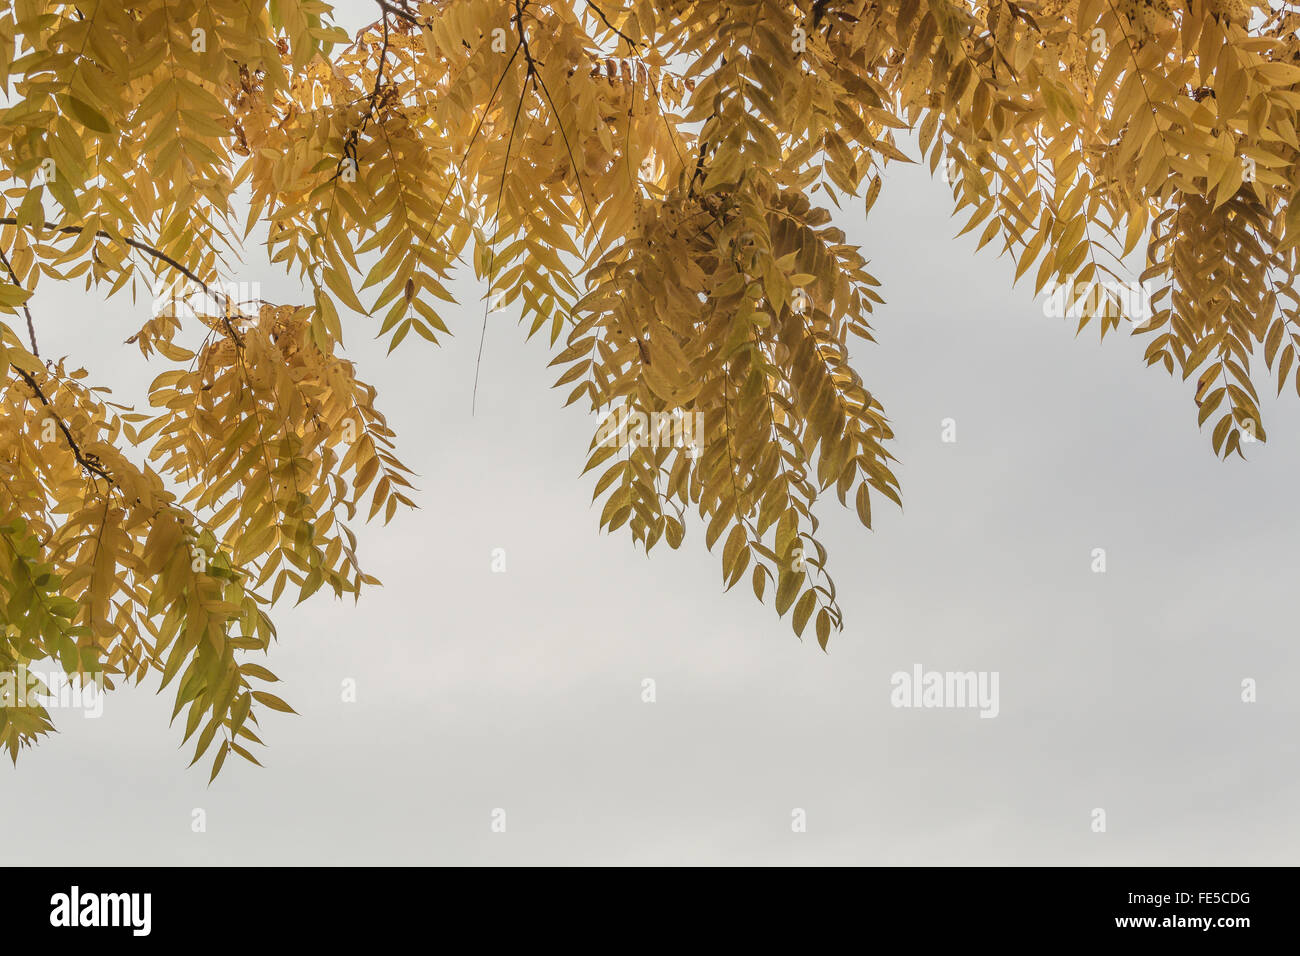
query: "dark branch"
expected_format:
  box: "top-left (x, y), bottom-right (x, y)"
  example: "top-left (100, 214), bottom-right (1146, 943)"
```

top-left (11, 365), bottom-right (115, 485)
top-left (364, 11), bottom-right (393, 131)
top-left (0, 245), bottom-right (39, 357)
top-left (373, 0), bottom-right (421, 26)
top-left (331, 10), bottom-right (394, 185)
top-left (514, 0), bottom-right (537, 75)
top-left (586, 1), bottom-right (638, 50)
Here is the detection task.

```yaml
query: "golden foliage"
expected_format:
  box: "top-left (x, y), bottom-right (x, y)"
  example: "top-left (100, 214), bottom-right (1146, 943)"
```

top-left (2, 0), bottom-right (1298, 774)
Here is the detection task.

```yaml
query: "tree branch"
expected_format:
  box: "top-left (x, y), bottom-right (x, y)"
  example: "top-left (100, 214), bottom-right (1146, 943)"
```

top-left (586, 1), bottom-right (638, 50)
top-left (364, 10), bottom-right (393, 131)
top-left (373, 0), bottom-right (420, 26)
top-left (0, 218), bottom-right (244, 346)
top-left (11, 365), bottom-right (115, 486)
top-left (0, 245), bottom-right (38, 357)
top-left (514, 0), bottom-right (537, 75)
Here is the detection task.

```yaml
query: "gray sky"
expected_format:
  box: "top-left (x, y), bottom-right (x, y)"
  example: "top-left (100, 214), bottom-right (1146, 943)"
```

top-left (3, 3), bottom-right (1298, 865)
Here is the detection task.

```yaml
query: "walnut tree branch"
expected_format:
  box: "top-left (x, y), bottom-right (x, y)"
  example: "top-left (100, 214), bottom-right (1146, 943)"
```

top-left (586, 1), bottom-right (639, 49)
top-left (10, 366), bottom-right (115, 486)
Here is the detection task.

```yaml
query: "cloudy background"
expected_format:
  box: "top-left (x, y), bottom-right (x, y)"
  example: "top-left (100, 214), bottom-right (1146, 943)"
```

top-left (3, 3), bottom-right (1299, 866)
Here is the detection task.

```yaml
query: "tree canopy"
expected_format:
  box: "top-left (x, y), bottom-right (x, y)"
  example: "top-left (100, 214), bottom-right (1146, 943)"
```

top-left (2, 0), bottom-right (1298, 776)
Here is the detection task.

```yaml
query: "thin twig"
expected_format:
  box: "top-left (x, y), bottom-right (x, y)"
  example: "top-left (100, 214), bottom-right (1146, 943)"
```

top-left (473, 60), bottom-right (531, 415)
top-left (373, 0), bottom-right (420, 26)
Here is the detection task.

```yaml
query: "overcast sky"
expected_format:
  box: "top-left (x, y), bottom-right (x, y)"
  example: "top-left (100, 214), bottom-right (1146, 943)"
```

top-left (3, 3), bottom-right (1298, 866)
